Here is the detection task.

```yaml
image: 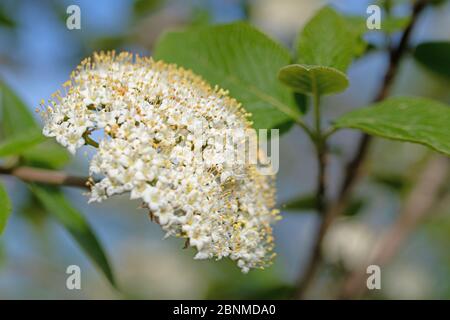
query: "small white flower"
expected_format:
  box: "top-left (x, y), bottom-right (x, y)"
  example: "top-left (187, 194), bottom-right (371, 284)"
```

top-left (40, 51), bottom-right (278, 272)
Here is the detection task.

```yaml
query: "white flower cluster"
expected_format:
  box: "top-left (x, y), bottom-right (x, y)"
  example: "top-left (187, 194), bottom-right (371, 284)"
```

top-left (40, 51), bottom-right (279, 272)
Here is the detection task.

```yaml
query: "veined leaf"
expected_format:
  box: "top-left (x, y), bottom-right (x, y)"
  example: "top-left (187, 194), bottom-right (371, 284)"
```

top-left (0, 128), bottom-right (45, 157)
top-left (0, 181), bottom-right (12, 235)
top-left (333, 97), bottom-right (450, 156)
top-left (154, 22), bottom-right (299, 130)
top-left (30, 184), bottom-right (117, 288)
top-left (278, 64), bottom-right (349, 96)
top-left (296, 7), bottom-right (365, 72)
top-left (414, 41), bottom-right (450, 80)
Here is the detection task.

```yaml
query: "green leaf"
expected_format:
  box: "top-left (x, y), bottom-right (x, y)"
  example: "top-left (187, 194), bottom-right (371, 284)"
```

top-left (29, 184), bottom-right (116, 288)
top-left (0, 81), bottom-right (38, 137)
top-left (89, 34), bottom-right (128, 51)
top-left (344, 15), bottom-right (410, 35)
top-left (372, 173), bottom-right (409, 193)
top-left (278, 64), bottom-right (349, 96)
top-left (0, 181), bottom-right (12, 235)
top-left (22, 140), bottom-right (70, 169)
top-left (283, 194), bottom-right (317, 211)
top-left (430, 0), bottom-right (448, 6)
top-left (333, 97), bottom-right (450, 156)
top-left (344, 198), bottom-right (367, 217)
top-left (284, 193), bottom-right (366, 217)
top-left (0, 81), bottom-right (67, 169)
top-left (154, 22), bottom-right (299, 130)
top-left (294, 92), bottom-right (308, 114)
top-left (133, 0), bottom-right (164, 18)
top-left (380, 16), bottom-right (410, 33)
top-left (414, 41), bottom-right (450, 80)
top-left (0, 128), bottom-right (45, 158)
top-left (0, 6), bottom-right (16, 28)
top-left (19, 194), bottom-right (49, 227)
top-left (296, 7), bottom-right (364, 72)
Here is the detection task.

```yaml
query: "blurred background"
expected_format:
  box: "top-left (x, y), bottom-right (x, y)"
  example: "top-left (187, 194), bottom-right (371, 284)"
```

top-left (0, 0), bottom-right (449, 299)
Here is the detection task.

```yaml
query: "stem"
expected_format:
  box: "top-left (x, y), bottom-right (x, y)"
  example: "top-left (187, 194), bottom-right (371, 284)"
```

top-left (313, 91), bottom-right (321, 142)
top-left (339, 156), bottom-right (449, 299)
top-left (292, 0), bottom-right (431, 299)
top-left (83, 131), bottom-right (99, 148)
top-left (293, 87), bottom-right (328, 299)
top-left (0, 165), bottom-right (90, 189)
top-left (312, 90), bottom-right (326, 215)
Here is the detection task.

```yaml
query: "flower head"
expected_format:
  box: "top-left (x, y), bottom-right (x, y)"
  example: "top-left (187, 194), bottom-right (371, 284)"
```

top-left (40, 51), bottom-right (279, 272)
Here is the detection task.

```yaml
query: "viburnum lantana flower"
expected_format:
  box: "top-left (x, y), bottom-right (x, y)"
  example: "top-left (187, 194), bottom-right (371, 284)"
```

top-left (40, 51), bottom-right (279, 272)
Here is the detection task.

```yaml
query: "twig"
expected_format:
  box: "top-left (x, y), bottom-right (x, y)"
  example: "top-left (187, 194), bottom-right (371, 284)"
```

top-left (313, 89), bottom-right (327, 216)
top-left (293, 78), bottom-right (328, 299)
top-left (293, 0), bottom-right (431, 299)
top-left (338, 156), bottom-right (449, 299)
top-left (82, 131), bottom-right (99, 148)
top-left (0, 165), bottom-right (90, 189)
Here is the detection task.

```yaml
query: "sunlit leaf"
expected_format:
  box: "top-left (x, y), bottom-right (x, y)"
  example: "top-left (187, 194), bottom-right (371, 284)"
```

top-left (296, 7), bottom-right (365, 72)
top-left (334, 97), bottom-right (450, 156)
top-left (155, 22), bottom-right (299, 130)
top-left (344, 15), bottom-right (410, 35)
top-left (0, 128), bottom-right (45, 158)
top-left (278, 64), bottom-right (349, 96)
top-left (22, 140), bottom-right (70, 169)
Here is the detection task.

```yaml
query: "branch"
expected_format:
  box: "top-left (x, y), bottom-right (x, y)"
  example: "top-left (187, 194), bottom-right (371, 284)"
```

top-left (293, 0), bottom-right (431, 299)
top-left (338, 156), bottom-right (449, 299)
top-left (0, 165), bottom-right (90, 189)
top-left (313, 90), bottom-right (327, 216)
top-left (336, 0), bottom-right (431, 223)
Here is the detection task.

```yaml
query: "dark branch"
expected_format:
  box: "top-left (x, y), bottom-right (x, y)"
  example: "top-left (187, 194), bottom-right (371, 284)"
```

top-left (339, 156), bottom-right (449, 299)
top-left (293, 0), bottom-right (431, 299)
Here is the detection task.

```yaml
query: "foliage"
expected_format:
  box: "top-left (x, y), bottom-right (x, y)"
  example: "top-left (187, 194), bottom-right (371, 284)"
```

top-left (278, 65), bottom-right (349, 96)
top-left (1, 0), bottom-right (450, 299)
top-left (0, 181), bottom-right (11, 235)
top-left (154, 22), bottom-right (300, 129)
top-left (295, 7), bottom-right (364, 72)
top-left (414, 41), bottom-right (450, 80)
top-left (0, 81), bottom-right (116, 288)
top-left (333, 97), bottom-right (450, 156)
